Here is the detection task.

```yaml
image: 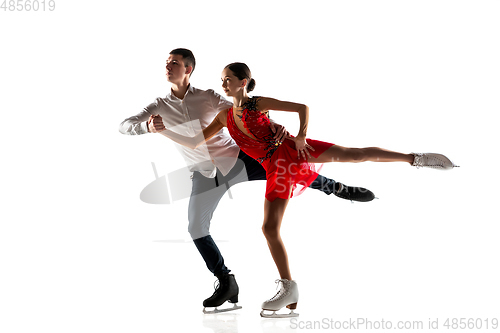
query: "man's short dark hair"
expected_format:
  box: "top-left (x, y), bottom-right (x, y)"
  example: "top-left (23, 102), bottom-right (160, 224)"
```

top-left (169, 48), bottom-right (196, 76)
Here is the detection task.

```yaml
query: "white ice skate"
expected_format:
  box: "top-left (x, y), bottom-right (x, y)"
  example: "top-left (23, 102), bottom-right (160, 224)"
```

top-left (260, 279), bottom-right (299, 318)
top-left (412, 153), bottom-right (458, 170)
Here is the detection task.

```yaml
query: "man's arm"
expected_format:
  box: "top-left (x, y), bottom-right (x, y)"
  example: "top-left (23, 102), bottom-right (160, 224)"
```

top-left (155, 110), bottom-right (226, 149)
top-left (118, 101), bottom-right (156, 135)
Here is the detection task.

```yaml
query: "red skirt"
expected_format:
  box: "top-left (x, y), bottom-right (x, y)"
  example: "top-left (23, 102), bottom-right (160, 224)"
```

top-left (261, 138), bottom-right (334, 201)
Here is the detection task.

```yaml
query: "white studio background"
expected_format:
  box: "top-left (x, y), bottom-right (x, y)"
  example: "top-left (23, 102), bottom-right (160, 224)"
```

top-left (1, 1), bottom-right (499, 332)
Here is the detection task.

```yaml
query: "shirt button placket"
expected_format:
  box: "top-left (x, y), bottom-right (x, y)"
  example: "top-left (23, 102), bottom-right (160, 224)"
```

top-left (182, 101), bottom-right (194, 136)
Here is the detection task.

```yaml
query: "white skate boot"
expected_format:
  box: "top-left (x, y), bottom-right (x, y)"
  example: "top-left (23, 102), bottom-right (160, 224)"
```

top-left (260, 279), bottom-right (299, 318)
top-left (411, 153), bottom-right (458, 170)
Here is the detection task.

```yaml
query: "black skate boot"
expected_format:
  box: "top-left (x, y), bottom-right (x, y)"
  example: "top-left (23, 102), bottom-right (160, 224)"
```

top-left (334, 182), bottom-right (375, 202)
top-left (203, 273), bottom-right (242, 314)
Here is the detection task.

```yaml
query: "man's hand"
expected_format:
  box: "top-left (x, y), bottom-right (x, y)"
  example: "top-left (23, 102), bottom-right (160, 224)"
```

top-left (269, 121), bottom-right (290, 143)
top-left (148, 114), bottom-right (166, 133)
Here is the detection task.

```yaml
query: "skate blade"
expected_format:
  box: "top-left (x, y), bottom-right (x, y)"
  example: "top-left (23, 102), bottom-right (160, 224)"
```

top-left (203, 303), bottom-right (242, 314)
top-left (260, 309), bottom-right (299, 318)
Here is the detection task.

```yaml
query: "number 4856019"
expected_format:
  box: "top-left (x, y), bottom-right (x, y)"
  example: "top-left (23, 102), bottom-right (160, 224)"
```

top-left (1, 0), bottom-right (56, 11)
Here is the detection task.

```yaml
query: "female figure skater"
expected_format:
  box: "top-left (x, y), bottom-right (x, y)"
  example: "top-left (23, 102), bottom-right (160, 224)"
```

top-left (152, 63), bottom-right (457, 318)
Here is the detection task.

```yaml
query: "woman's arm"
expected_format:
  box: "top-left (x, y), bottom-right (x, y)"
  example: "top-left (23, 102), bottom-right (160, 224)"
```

top-left (157, 110), bottom-right (227, 149)
top-left (257, 97), bottom-right (313, 159)
top-left (257, 97), bottom-right (309, 138)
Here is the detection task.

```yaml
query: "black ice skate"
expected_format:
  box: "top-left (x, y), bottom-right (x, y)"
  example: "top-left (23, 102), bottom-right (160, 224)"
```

top-left (203, 273), bottom-right (242, 314)
top-left (334, 182), bottom-right (375, 202)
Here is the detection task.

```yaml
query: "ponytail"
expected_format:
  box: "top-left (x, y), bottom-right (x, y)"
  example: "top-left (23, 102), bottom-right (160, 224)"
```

top-left (247, 78), bottom-right (256, 92)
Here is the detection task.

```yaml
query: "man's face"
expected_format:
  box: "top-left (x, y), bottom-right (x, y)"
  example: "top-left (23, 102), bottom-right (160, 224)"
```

top-left (166, 54), bottom-right (191, 83)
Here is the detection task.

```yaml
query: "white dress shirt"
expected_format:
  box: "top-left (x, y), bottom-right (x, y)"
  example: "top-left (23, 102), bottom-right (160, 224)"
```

top-left (119, 85), bottom-right (239, 177)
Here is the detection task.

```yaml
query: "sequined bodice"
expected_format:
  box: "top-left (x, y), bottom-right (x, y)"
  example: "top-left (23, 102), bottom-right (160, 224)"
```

top-left (227, 97), bottom-right (281, 164)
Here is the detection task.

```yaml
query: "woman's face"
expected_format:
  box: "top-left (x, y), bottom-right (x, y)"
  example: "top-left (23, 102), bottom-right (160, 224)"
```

top-left (221, 67), bottom-right (245, 97)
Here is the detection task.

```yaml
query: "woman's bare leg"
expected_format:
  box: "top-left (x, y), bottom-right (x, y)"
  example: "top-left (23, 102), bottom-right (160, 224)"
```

top-left (308, 145), bottom-right (414, 164)
top-left (262, 197), bottom-right (292, 280)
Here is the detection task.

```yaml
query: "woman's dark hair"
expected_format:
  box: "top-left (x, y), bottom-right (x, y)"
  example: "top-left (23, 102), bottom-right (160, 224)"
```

top-left (169, 48), bottom-right (196, 76)
top-left (225, 62), bottom-right (256, 92)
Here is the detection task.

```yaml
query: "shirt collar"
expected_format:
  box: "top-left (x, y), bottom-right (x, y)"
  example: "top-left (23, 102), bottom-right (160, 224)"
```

top-left (168, 84), bottom-right (194, 101)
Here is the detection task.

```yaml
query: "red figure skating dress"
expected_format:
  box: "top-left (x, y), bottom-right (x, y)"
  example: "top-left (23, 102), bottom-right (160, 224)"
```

top-left (227, 97), bottom-right (334, 201)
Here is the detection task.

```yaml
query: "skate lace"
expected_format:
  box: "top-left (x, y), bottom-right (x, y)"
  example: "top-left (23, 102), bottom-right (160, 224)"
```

top-left (412, 153), bottom-right (459, 169)
top-left (412, 153), bottom-right (424, 169)
top-left (211, 280), bottom-right (222, 296)
top-left (266, 279), bottom-right (290, 302)
top-left (213, 280), bottom-right (220, 290)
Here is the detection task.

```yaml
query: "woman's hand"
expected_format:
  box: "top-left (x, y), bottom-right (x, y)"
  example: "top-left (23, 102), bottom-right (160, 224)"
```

top-left (292, 136), bottom-right (315, 160)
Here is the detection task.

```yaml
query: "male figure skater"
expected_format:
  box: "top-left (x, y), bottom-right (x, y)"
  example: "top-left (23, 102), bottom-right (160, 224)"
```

top-left (119, 48), bottom-right (374, 313)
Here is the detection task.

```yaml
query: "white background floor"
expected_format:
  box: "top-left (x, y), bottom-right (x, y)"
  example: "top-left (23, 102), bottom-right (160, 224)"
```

top-left (1, 1), bottom-right (499, 332)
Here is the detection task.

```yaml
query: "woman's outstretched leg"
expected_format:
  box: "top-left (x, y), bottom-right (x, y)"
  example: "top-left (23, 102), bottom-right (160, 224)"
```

top-left (308, 145), bottom-right (457, 169)
top-left (262, 197), bottom-right (291, 280)
top-left (308, 145), bottom-right (414, 164)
